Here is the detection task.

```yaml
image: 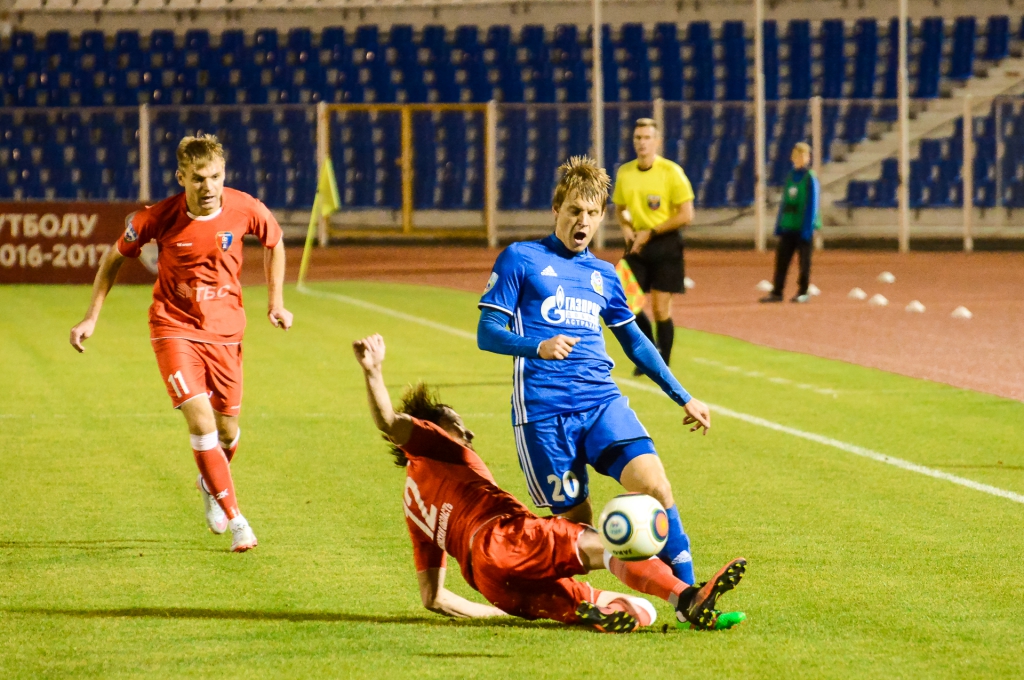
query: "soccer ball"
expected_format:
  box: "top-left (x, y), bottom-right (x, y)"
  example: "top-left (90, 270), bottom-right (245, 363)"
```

top-left (597, 493), bottom-right (669, 561)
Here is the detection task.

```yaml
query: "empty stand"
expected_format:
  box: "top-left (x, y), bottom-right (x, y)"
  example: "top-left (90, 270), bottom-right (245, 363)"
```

top-left (1, 18), bottom-right (1023, 211)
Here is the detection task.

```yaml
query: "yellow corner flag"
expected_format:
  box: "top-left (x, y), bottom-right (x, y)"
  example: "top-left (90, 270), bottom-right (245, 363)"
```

top-left (298, 160), bottom-right (341, 289)
top-left (615, 258), bottom-right (647, 315)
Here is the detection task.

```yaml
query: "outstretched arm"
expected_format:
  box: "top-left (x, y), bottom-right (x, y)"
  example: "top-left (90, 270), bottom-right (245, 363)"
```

top-left (417, 568), bottom-right (506, 618)
top-left (477, 309), bottom-right (580, 360)
top-left (265, 240), bottom-right (292, 329)
top-left (611, 321), bottom-right (710, 434)
top-left (353, 334), bottom-right (413, 446)
top-left (69, 244), bottom-right (126, 352)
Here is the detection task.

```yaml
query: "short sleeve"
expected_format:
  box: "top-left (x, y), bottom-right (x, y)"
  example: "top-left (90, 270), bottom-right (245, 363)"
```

top-left (410, 527), bottom-right (448, 572)
top-left (601, 264), bottom-right (636, 328)
top-left (611, 167), bottom-right (626, 205)
top-left (246, 199), bottom-right (283, 248)
top-left (116, 210), bottom-right (154, 258)
top-left (479, 245), bottom-right (525, 316)
top-left (669, 165), bottom-right (695, 206)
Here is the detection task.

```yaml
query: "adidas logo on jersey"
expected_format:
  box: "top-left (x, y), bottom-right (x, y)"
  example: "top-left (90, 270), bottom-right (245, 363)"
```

top-left (541, 266), bottom-right (557, 277)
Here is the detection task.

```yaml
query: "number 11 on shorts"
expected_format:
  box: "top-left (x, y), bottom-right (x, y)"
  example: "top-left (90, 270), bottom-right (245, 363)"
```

top-left (167, 371), bottom-right (191, 398)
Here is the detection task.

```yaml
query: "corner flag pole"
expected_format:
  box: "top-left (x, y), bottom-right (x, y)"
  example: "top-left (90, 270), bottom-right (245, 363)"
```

top-left (297, 160), bottom-right (341, 291)
top-left (296, 193), bottom-right (321, 291)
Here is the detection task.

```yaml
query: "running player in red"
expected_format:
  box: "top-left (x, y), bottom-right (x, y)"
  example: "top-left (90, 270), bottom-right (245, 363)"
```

top-left (353, 333), bottom-right (746, 632)
top-left (69, 134), bottom-right (292, 552)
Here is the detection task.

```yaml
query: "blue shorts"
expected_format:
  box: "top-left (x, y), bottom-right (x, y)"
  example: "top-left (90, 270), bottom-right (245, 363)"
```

top-left (513, 395), bottom-right (656, 511)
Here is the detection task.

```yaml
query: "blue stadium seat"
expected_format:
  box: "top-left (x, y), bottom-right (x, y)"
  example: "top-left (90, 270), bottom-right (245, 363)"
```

top-left (950, 17), bottom-right (976, 80)
top-left (852, 19), bottom-right (878, 98)
top-left (687, 22), bottom-right (715, 101)
top-left (653, 23), bottom-right (683, 101)
top-left (985, 16), bottom-right (1010, 61)
top-left (820, 20), bottom-right (845, 98)
top-left (786, 20), bottom-right (812, 99)
top-left (722, 21), bottom-right (747, 101)
top-left (762, 21), bottom-right (780, 100)
top-left (915, 17), bottom-right (943, 97)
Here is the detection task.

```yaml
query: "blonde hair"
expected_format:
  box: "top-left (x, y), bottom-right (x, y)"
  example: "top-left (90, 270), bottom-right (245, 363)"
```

top-left (552, 155), bottom-right (611, 210)
top-left (634, 117), bottom-right (660, 134)
top-left (793, 141), bottom-right (812, 155)
top-left (176, 134), bottom-right (225, 171)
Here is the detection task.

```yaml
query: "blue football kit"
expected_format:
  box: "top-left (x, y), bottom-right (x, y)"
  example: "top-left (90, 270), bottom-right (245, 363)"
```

top-left (478, 233), bottom-right (698, 584)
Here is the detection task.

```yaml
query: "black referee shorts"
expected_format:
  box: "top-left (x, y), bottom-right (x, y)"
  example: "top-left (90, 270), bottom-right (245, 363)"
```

top-left (624, 229), bottom-right (685, 294)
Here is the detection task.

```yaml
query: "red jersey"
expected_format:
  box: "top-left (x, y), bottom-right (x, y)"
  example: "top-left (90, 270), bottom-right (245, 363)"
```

top-left (400, 418), bottom-right (529, 582)
top-left (116, 188), bottom-right (282, 343)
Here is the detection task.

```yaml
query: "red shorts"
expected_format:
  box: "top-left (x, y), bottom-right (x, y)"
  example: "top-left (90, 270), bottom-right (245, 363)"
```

top-left (470, 514), bottom-right (597, 624)
top-left (152, 338), bottom-right (243, 414)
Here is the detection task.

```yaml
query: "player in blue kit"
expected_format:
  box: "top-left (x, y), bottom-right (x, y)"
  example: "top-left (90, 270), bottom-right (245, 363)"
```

top-left (477, 156), bottom-right (728, 596)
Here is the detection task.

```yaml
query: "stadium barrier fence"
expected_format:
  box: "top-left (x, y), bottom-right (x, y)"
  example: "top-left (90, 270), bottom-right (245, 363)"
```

top-left (3, 96), bottom-right (1024, 250)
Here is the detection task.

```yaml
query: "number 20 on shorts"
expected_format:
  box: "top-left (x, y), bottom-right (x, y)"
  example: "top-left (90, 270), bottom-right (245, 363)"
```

top-left (547, 470), bottom-right (580, 502)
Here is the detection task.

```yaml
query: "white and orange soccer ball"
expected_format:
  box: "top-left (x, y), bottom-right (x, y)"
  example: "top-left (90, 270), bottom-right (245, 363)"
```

top-left (598, 493), bottom-right (669, 561)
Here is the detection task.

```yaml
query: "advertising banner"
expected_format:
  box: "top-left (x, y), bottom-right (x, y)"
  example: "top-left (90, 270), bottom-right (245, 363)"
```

top-left (0, 201), bottom-right (157, 284)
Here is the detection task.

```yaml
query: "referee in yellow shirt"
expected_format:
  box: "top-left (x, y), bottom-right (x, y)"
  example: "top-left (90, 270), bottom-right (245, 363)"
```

top-left (613, 118), bottom-right (695, 369)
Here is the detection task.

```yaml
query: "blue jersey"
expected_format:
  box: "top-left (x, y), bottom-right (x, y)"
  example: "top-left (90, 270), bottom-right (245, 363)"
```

top-left (479, 234), bottom-right (636, 425)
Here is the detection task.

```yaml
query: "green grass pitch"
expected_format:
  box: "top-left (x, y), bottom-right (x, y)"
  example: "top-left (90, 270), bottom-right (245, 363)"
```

top-left (2, 280), bottom-right (1023, 678)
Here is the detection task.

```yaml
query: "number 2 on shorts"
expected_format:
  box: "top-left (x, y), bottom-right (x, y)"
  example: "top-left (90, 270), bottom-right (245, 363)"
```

top-left (167, 371), bottom-right (191, 398)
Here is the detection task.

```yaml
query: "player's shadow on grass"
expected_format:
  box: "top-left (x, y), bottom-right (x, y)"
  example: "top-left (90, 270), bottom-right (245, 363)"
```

top-left (0, 539), bottom-right (224, 553)
top-left (2, 607), bottom-right (564, 630)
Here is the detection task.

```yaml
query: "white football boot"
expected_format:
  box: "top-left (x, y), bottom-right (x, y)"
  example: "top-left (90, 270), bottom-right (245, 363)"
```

top-left (197, 474), bottom-right (229, 535)
top-left (229, 515), bottom-right (258, 553)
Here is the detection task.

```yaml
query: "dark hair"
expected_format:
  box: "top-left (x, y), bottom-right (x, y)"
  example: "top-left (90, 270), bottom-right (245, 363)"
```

top-left (387, 382), bottom-right (452, 467)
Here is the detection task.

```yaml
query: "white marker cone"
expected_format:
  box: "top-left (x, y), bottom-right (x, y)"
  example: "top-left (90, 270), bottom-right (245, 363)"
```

top-left (683, 277), bottom-right (695, 290)
top-left (868, 294), bottom-right (889, 307)
top-left (877, 271), bottom-right (896, 283)
top-left (905, 300), bottom-right (926, 313)
top-left (848, 287), bottom-right (867, 300)
top-left (807, 283), bottom-right (821, 296)
top-left (756, 280), bottom-right (774, 292)
top-left (951, 306), bottom-right (973, 319)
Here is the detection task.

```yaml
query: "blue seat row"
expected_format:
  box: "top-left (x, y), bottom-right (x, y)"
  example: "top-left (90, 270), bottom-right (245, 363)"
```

top-left (4, 18), bottom-right (1023, 108)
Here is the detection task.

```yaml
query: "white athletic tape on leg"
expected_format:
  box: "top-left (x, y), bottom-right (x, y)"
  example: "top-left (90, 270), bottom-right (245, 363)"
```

top-left (229, 428), bottom-right (240, 450)
top-left (190, 432), bottom-right (219, 452)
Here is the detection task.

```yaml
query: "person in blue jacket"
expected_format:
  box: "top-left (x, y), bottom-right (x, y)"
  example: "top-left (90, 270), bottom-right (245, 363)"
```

top-left (760, 142), bottom-right (821, 304)
top-left (476, 156), bottom-right (719, 595)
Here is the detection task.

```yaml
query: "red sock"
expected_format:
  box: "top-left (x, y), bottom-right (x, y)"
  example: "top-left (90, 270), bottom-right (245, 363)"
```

top-left (224, 429), bottom-right (240, 463)
top-left (609, 556), bottom-right (687, 604)
top-left (192, 442), bottom-right (240, 520)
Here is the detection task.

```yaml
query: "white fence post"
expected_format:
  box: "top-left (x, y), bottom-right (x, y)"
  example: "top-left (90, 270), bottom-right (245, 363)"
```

top-left (591, 0), bottom-right (606, 249)
top-left (138, 104), bottom-right (150, 202)
top-left (754, 0), bottom-right (767, 252)
top-left (810, 95), bottom-right (823, 251)
top-left (653, 97), bottom-right (665, 142)
top-left (316, 101), bottom-right (329, 247)
top-left (485, 100), bottom-right (498, 248)
top-left (963, 95), bottom-right (974, 253)
top-left (897, 0), bottom-right (911, 253)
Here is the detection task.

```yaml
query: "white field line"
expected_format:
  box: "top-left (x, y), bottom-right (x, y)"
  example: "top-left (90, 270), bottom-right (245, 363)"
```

top-left (299, 285), bottom-right (1024, 506)
top-left (691, 356), bottom-right (839, 397)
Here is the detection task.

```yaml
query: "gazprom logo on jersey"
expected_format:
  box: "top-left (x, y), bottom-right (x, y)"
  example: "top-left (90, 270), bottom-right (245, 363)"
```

top-left (540, 285), bottom-right (600, 330)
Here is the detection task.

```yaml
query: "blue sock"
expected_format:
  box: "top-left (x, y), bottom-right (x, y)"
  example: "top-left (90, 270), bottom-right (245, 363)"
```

top-left (658, 505), bottom-right (695, 585)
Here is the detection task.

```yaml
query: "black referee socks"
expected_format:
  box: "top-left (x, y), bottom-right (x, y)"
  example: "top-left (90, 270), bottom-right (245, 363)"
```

top-left (635, 312), bottom-right (656, 345)
top-left (656, 320), bottom-right (675, 366)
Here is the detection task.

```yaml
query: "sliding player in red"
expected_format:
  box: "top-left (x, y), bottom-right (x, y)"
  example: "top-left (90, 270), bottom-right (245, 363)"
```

top-left (354, 333), bottom-right (746, 632)
top-left (69, 134), bottom-right (292, 552)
